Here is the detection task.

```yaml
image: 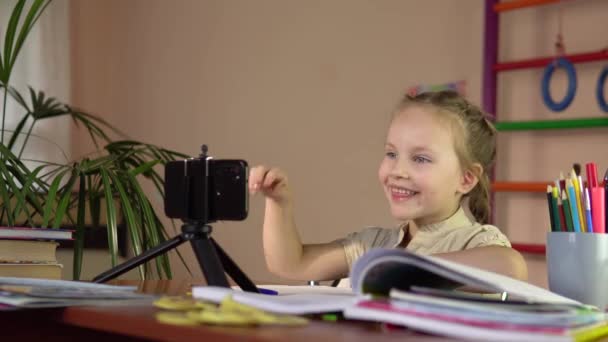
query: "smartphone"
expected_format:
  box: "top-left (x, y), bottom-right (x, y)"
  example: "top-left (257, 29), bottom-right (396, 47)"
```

top-left (164, 158), bottom-right (248, 222)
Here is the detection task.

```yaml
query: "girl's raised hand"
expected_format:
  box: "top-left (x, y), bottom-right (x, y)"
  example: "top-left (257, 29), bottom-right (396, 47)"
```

top-left (248, 165), bottom-right (291, 203)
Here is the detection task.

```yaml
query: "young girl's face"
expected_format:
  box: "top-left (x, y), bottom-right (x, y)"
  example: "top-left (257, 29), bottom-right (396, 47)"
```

top-left (378, 105), bottom-right (475, 225)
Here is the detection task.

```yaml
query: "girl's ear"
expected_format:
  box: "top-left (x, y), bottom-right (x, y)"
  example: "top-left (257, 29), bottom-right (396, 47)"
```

top-left (458, 163), bottom-right (482, 195)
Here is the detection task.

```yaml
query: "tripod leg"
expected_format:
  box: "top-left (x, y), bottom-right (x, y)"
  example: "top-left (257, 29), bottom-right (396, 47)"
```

top-left (211, 238), bottom-right (259, 293)
top-left (93, 234), bottom-right (186, 283)
top-left (190, 237), bottom-right (230, 287)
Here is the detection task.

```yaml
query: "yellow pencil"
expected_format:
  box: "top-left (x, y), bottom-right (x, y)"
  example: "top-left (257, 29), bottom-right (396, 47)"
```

top-left (571, 170), bottom-right (586, 232)
top-left (573, 322), bottom-right (608, 342)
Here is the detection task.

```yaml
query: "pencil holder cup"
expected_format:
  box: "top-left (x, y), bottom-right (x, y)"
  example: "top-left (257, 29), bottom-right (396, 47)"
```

top-left (546, 232), bottom-right (608, 310)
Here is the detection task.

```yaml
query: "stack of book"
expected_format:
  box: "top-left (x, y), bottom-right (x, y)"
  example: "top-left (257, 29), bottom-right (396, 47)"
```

top-left (0, 277), bottom-right (155, 310)
top-left (0, 227), bottom-right (73, 280)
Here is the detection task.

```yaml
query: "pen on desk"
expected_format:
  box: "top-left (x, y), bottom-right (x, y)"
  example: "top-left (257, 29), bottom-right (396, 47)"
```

top-left (584, 188), bottom-right (594, 233)
top-left (258, 287), bottom-right (279, 295)
top-left (561, 190), bottom-right (574, 232)
top-left (567, 179), bottom-right (582, 233)
top-left (547, 186), bottom-right (557, 232)
top-left (591, 186), bottom-right (605, 234)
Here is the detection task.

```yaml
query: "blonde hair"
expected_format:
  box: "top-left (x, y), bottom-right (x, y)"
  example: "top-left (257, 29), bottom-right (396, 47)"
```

top-left (396, 90), bottom-right (496, 224)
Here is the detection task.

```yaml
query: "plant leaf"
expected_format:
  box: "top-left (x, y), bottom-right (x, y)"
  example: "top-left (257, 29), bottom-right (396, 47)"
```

top-left (0, 158), bottom-right (33, 225)
top-left (12, 164), bottom-right (45, 224)
top-left (73, 174), bottom-right (86, 280)
top-left (7, 113), bottom-right (30, 150)
top-left (100, 168), bottom-right (118, 267)
top-left (128, 160), bottom-right (159, 177)
top-left (52, 170), bottom-right (77, 229)
top-left (1, 0), bottom-right (25, 82)
top-left (0, 171), bottom-right (14, 226)
top-left (107, 169), bottom-right (145, 279)
top-left (87, 174), bottom-right (101, 230)
top-left (41, 169), bottom-right (69, 228)
top-left (7, 85), bottom-right (31, 112)
top-left (128, 175), bottom-right (171, 279)
top-left (7, 0), bottom-right (50, 76)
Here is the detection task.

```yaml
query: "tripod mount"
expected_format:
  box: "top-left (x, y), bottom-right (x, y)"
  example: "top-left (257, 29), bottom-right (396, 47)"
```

top-left (93, 220), bottom-right (259, 293)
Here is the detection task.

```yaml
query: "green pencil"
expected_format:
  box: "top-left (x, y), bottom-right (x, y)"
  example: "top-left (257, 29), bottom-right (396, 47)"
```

top-left (551, 191), bottom-right (561, 232)
top-left (562, 190), bottom-right (574, 232)
top-left (547, 186), bottom-right (556, 231)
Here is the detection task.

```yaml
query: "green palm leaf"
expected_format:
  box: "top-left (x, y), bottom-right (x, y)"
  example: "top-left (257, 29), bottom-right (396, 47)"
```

top-left (52, 170), bottom-right (77, 229)
top-left (108, 169), bottom-right (145, 279)
top-left (73, 174), bottom-right (86, 280)
top-left (100, 168), bottom-right (118, 267)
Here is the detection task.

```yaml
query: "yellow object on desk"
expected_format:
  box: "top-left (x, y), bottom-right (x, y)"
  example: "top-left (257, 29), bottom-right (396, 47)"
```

top-left (153, 295), bottom-right (308, 327)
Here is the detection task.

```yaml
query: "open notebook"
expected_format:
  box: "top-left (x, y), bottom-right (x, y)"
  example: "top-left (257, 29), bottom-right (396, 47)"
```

top-left (350, 248), bottom-right (581, 306)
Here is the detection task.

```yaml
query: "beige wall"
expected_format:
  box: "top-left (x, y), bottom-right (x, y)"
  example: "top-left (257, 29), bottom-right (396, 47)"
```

top-left (68, 0), bottom-right (608, 287)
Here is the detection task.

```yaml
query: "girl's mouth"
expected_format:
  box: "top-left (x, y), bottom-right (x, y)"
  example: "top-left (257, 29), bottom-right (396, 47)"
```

top-left (389, 186), bottom-right (418, 201)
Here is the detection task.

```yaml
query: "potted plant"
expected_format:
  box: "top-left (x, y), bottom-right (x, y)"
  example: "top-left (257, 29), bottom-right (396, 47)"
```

top-left (0, 0), bottom-right (187, 280)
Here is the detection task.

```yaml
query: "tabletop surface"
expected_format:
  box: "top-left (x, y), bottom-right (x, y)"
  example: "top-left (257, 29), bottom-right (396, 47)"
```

top-left (2, 279), bottom-right (452, 341)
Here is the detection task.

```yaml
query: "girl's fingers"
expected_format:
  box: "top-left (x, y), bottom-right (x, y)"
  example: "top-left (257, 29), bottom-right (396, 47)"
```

top-left (248, 165), bottom-right (268, 193)
top-left (262, 169), bottom-right (283, 190)
top-left (249, 165), bottom-right (287, 197)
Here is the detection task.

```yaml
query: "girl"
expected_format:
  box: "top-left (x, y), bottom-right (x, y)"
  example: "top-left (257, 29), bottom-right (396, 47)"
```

top-left (249, 90), bottom-right (528, 283)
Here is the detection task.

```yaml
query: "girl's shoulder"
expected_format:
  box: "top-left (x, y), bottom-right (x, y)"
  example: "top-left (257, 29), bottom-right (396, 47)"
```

top-left (342, 225), bottom-right (403, 248)
top-left (338, 225), bottom-right (403, 269)
top-left (464, 222), bottom-right (512, 248)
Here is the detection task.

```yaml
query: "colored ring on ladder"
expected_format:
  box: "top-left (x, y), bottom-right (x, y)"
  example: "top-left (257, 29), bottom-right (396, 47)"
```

top-left (541, 58), bottom-right (577, 112)
top-left (597, 66), bottom-right (608, 112)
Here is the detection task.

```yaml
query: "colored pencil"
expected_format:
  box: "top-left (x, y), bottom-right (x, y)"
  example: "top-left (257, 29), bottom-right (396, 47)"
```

top-left (547, 186), bottom-right (557, 232)
top-left (551, 186), bottom-right (561, 232)
top-left (562, 190), bottom-right (574, 232)
top-left (571, 170), bottom-right (586, 232)
top-left (567, 179), bottom-right (582, 233)
top-left (557, 193), bottom-right (567, 231)
top-left (585, 188), bottom-right (594, 233)
top-left (559, 172), bottom-right (566, 194)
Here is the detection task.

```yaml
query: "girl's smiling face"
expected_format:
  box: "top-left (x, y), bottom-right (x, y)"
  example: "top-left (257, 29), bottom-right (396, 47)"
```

top-left (378, 105), bottom-right (477, 225)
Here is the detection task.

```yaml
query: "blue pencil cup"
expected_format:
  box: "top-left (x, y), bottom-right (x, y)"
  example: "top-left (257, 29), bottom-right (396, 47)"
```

top-left (546, 232), bottom-right (608, 310)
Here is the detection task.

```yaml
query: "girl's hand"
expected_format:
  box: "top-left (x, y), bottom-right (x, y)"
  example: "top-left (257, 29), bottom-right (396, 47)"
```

top-left (248, 165), bottom-right (292, 204)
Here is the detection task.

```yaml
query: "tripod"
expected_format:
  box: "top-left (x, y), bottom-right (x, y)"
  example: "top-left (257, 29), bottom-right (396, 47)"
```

top-left (92, 220), bottom-right (259, 293)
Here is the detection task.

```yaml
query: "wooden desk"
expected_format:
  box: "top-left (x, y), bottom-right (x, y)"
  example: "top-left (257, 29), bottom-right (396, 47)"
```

top-left (1, 280), bottom-right (450, 341)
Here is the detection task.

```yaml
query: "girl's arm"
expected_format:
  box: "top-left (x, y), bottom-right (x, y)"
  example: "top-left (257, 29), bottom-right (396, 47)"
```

top-left (434, 246), bottom-right (528, 281)
top-left (251, 166), bottom-right (349, 281)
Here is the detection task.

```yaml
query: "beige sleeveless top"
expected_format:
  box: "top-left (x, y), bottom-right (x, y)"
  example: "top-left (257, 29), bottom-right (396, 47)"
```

top-left (338, 207), bottom-right (511, 270)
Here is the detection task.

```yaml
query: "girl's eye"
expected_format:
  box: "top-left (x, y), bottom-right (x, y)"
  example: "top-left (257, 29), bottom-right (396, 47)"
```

top-left (385, 151), bottom-right (397, 159)
top-left (413, 156), bottom-right (431, 163)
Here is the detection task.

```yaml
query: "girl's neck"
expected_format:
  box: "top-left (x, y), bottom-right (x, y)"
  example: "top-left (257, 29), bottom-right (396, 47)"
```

top-left (407, 204), bottom-right (462, 238)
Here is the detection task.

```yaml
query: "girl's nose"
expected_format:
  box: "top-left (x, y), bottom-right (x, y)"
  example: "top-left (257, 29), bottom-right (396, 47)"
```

top-left (390, 160), bottom-right (410, 179)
